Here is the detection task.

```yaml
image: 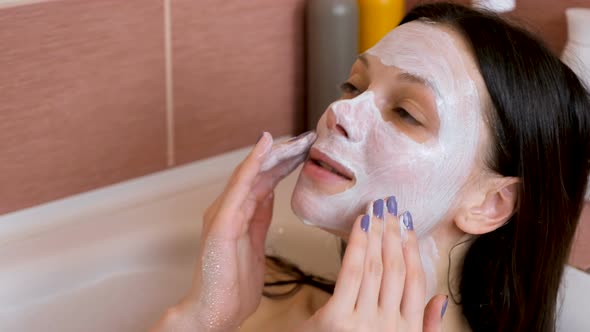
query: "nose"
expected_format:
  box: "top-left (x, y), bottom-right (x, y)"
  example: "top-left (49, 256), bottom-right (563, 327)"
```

top-left (326, 107), bottom-right (349, 138)
top-left (326, 99), bottom-right (363, 142)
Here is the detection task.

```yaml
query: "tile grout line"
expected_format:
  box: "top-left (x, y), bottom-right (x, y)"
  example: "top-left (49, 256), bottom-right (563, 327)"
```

top-left (164, 0), bottom-right (175, 167)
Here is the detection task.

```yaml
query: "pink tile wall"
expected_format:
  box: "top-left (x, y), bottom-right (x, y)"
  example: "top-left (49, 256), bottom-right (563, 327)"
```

top-left (171, 0), bottom-right (306, 164)
top-left (0, 0), bottom-right (168, 214)
top-left (0, 0), bottom-right (308, 214)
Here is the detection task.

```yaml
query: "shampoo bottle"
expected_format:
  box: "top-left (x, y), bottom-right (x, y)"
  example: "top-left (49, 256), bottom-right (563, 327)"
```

top-left (561, 8), bottom-right (590, 200)
top-left (357, 0), bottom-right (404, 53)
top-left (562, 8), bottom-right (590, 90)
top-left (306, 0), bottom-right (358, 129)
top-left (472, 0), bottom-right (515, 13)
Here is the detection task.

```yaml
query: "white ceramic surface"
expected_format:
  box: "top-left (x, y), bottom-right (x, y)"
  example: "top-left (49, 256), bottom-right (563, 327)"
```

top-left (0, 140), bottom-right (340, 332)
top-left (472, 0), bottom-right (515, 13)
top-left (562, 8), bottom-right (590, 89)
top-left (0, 140), bottom-right (587, 331)
top-left (562, 8), bottom-right (590, 201)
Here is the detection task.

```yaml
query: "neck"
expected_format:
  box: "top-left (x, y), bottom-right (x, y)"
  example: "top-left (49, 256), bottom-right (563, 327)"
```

top-left (420, 225), bottom-right (474, 331)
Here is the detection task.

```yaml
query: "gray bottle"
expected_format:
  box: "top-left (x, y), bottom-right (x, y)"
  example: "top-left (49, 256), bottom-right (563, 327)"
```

top-left (306, 0), bottom-right (358, 130)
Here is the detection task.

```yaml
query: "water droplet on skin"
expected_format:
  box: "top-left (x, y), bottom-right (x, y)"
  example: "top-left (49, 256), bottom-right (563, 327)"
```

top-left (200, 239), bottom-right (234, 329)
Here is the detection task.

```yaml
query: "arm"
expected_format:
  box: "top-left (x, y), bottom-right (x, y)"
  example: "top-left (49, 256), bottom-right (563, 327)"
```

top-left (151, 131), bottom-right (317, 332)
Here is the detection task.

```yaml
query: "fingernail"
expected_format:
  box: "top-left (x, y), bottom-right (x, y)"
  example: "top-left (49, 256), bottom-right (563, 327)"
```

top-left (401, 211), bottom-right (414, 231)
top-left (441, 296), bottom-right (449, 319)
top-left (386, 196), bottom-right (397, 216)
top-left (288, 131), bottom-right (312, 142)
top-left (372, 199), bottom-right (384, 220)
top-left (254, 132), bottom-right (272, 158)
top-left (360, 214), bottom-right (370, 232)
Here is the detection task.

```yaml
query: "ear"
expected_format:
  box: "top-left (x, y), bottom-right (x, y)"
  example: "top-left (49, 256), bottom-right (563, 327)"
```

top-left (455, 177), bottom-right (519, 235)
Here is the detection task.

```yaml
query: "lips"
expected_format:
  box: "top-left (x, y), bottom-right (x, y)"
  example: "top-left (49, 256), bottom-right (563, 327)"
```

top-left (308, 148), bottom-right (355, 181)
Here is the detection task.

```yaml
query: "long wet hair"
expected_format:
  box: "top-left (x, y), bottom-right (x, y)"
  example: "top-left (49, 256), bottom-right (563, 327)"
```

top-left (265, 3), bottom-right (590, 331)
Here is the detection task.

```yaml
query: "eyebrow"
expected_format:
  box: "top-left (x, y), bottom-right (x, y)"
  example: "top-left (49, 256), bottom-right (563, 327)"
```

top-left (398, 72), bottom-right (439, 95)
top-left (391, 70), bottom-right (442, 106)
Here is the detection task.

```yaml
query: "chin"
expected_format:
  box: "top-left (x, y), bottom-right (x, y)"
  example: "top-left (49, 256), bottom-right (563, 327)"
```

top-left (290, 170), bottom-right (361, 236)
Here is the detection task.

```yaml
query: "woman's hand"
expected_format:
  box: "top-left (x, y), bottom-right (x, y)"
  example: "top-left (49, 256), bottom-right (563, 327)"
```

top-left (152, 131), bottom-right (316, 332)
top-left (297, 197), bottom-right (448, 332)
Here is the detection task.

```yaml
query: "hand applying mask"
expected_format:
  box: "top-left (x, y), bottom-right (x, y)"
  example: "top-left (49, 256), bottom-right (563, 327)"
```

top-left (151, 131), bottom-right (317, 332)
top-left (295, 198), bottom-right (448, 332)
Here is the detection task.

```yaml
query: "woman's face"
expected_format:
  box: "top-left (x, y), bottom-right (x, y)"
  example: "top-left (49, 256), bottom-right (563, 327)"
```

top-left (291, 21), bottom-right (490, 237)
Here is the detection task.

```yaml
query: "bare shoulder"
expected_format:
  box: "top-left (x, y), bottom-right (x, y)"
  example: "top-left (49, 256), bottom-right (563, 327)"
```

top-left (240, 286), bottom-right (331, 332)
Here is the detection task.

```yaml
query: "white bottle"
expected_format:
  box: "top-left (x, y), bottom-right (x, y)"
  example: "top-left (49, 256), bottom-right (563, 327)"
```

top-left (561, 8), bottom-right (590, 200)
top-left (562, 8), bottom-right (590, 90)
top-left (472, 0), bottom-right (515, 13)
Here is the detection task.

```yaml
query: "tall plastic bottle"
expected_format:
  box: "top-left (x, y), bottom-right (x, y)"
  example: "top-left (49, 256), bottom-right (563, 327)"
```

top-left (562, 8), bottom-right (590, 90)
top-left (471, 0), bottom-right (515, 13)
top-left (561, 8), bottom-right (590, 200)
top-left (306, 0), bottom-right (358, 130)
top-left (357, 0), bottom-right (404, 53)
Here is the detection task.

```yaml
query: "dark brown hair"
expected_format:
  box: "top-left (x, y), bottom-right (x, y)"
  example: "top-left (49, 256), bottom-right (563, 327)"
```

top-left (403, 3), bottom-right (590, 331)
top-left (265, 3), bottom-right (590, 331)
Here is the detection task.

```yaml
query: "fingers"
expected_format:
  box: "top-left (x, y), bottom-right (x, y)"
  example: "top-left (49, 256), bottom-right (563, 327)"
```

top-left (249, 191), bottom-right (275, 255)
top-left (399, 211), bottom-right (427, 324)
top-left (356, 199), bottom-right (385, 312)
top-left (213, 131), bottom-right (316, 234)
top-left (251, 131), bottom-right (316, 199)
top-left (219, 132), bottom-right (273, 212)
top-left (379, 196), bottom-right (405, 311)
top-left (323, 197), bottom-right (432, 330)
top-left (423, 295), bottom-right (448, 332)
top-left (328, 214), bottom-right (368, 313)
top-left (207, 133), bottom-right (273, 236)
top-left (250, 154), bottom-right (305, 200)
top-left (259, 131), bottom-right (316, 173)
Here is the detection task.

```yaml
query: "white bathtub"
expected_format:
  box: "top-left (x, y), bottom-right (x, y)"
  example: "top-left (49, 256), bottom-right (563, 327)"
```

top-left (0, 141), bottom-right (588, 332)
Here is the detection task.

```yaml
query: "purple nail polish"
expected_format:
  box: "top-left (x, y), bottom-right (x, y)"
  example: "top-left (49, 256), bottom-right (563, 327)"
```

top-left (386, 196), bottom-right (397, 216)
top-left (373, 199), bottom-right (384, 220)
top-left (360, 215), bottom-right (370, 232)
top-left (288, 131), bottom-right (312, 142)
top-left (402, 211), bottom-right (414, 231)
top-left (441, 297), bottom-right (449, 318)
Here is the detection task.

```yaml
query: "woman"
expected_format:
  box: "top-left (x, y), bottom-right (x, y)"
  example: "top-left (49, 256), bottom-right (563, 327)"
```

top-left (152, 3), bottom-right (590, 331)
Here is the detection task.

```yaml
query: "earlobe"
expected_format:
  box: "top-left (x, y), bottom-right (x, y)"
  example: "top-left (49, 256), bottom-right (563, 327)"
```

top-left (456, 177), bottom-right (519, 235)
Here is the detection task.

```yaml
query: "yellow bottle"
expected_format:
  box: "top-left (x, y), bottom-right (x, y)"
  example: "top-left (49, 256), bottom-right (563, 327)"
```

top-left (357, 0), bottom-right (405, 53)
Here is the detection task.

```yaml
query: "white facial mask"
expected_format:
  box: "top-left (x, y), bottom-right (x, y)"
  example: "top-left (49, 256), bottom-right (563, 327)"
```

top-left (291, 22), bottom-right (483, 236)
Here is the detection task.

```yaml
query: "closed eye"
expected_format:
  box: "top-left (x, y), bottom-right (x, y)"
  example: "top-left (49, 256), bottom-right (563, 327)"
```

top-left (393, 107), bottom-right (422, 126)
top-left (339, 82), bottom-right (361, 98)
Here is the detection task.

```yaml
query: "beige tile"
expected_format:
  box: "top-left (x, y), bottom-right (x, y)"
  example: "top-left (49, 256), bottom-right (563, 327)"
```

top-left (0, 0), bottom-right (167, 215)
top-left (171, 0), bottom-right (306, 164)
